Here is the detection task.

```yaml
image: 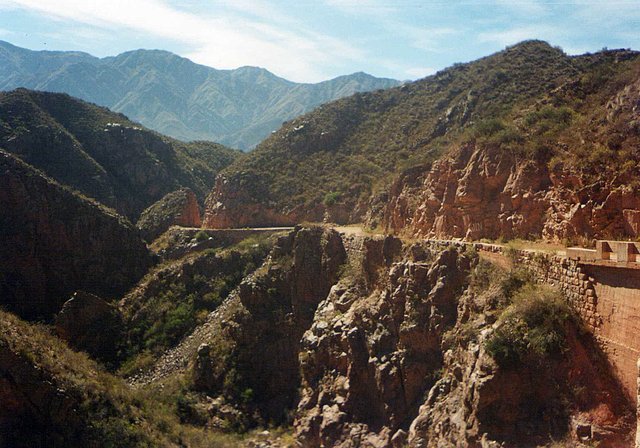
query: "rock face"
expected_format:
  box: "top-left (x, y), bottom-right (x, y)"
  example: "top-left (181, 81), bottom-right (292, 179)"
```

top-left (408, 317), bottom-right (630, 447)
top-left (144, 226), bottom-right (633, 445)
top-left (292, 237), bottom-right (632, 446)
top-left (637, 359), bottom-right (640, 448)
top-left (0, 150), bottom-right (152, 320)
top-left (55, 291), bottom-right (124, 364)
top-left (192, 226), bottom-right (347, 421)
top-left (202, 174), bottom-right (316, 228)
top-left (136, 188), bottom-right (202, 242)
top-left (295, 244), bottom-right (470, 447)
top-left (202, 44), bottom-right (640, 234)
top-left (383, 140), bottom-right (640, 241)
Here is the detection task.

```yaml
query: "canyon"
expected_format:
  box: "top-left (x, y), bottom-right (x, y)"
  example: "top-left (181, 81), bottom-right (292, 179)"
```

top-left (1, 40), bottom-right (640, 447)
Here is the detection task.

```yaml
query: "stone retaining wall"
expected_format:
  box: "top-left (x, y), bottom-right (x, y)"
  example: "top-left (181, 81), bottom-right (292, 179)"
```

top-left (476, 243), bottom-right (640, 403)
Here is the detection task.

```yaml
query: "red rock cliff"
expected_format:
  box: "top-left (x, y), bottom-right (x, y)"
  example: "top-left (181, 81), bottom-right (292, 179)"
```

top-left (382, 141), bottom-right (640, 241)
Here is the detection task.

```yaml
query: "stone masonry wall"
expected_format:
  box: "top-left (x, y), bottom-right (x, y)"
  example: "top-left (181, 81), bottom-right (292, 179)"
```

top-left (477, 243), bottom-right (639, 403)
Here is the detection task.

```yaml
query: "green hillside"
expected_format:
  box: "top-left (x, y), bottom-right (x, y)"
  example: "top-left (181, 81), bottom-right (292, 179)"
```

top-left (0, 88), bottom-right (239, 219)
top-left (207, 41), bottom-right (640, 227)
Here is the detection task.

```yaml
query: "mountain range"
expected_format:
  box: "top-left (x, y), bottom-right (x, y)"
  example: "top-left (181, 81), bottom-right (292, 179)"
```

top-left (0, 40), bottom-right (400, 150)
top-left (0, 88), bottom-right (239, 220)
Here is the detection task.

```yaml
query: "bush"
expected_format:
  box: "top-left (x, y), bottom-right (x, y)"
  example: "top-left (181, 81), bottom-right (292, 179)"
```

top-left (323, 191), bottom-right (341, 206)
top-left (485, 284), bottom-right (572, 367)
top-left (500, 268), bottom-right (533, 299)
top-left (469, 259), bottom-right (496, 292)
top-left (195, 230), bottom-right (209, 242)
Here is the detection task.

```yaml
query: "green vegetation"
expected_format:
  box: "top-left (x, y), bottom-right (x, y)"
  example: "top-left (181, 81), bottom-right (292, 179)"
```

top-left (486, 283), bottom-right (573, 368)
top-left (217, 41), bottom-right (640, 222)
top-left (323, 191), bottom-right (342, 206)
top-left (121, 235), bottom-right (273, 373)
top-left (0, 41), bottom-right (399, 149)
top-left (195, 230), bottom-right (211, 242)
top-left (0, 88), bottom-right (240, 220)
top-left (0, 310), bottom-right (165, 447)
top-left (0, 310), bottom-right (291, 447)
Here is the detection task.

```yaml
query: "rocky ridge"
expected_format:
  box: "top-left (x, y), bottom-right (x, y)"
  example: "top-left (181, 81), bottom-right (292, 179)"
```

top-left (0, 88), bottom-right (239, 220)
top-left (126, 226), bottom-right (633, 446)
top-left (382, 142), bottom-right (640, 241)
top-left (203, 43), bottom-right (640, 242)
top-left (0, 40), bottom-right (401, 150)
top-left (136, 188), bottom-right (202, 242)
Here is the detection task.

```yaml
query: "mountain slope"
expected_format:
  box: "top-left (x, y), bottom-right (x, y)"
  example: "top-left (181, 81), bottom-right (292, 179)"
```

top-left (0, 88), bottom-right (239, 219)
top-left (203, 41), bottom-right (640, 241)
top-left (0, 150), bottom-right (151, 319)
top-left (0, 40), bottom-right (400, 149)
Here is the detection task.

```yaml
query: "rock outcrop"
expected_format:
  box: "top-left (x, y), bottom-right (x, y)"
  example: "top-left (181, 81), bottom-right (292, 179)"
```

top-left (0, 150), bottom-right (152, 320)
top-left (383, 139), bottom-right (640, 241)
top-left (125, 226), bottom-right (634, 445)
top-left (136, 188), bottom-right (201, 242)
top-left (295, 244), bottom-right (470, 447)
top-left (203, 174), bottom-right (315, 228)
top-left (408, 314), bottom-right (631, 447)
top-left (55, 291), bottom-right (125, 365)
top-left (202, 44), bottom-right (640, 236)
top-left (192, 226), bottom-right (347, 421)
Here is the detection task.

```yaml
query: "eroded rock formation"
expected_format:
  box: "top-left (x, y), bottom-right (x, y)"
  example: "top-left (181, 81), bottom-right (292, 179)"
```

top-left (55, 291), bottom-right (125, 365)
top-left (192, 226), bottom-right (347, 421)
top-left (180, 227), bottom-right (634, 445)
top-left (296, 244), bottom-right (468, 447)
top-left (136, 188), bottom-right (202, 242)
top-left (382, 141), bottom-right (640, 241)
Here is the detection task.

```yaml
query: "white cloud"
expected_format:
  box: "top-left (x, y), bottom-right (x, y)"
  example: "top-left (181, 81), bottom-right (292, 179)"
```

top-left (0, 0), bottom-right (363, 82)
top-left (476, 24), bottom-right (563, 47)
top-left (405, 66), bottom-right (436, 79)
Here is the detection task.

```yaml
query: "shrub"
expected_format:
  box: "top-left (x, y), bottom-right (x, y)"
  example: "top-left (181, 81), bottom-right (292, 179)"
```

top-left (500, 267), bottom-right (533, 299)
top-left (485, 284), bottom-right (572, 367)
top-left (195, 230), bottom-right (209, 242)
top-left (469, 259), bottom-right (497, 292)
top-left (323, 191), bottom-right (341, 206)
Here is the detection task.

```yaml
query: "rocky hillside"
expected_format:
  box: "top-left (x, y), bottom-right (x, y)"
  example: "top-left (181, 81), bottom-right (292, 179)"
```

top-left (136, 188), bottom-right (202, 242)
top-left (383, 53), bottom-right (640, 241)
top-left (0, 150), bottom-right (151, 320)
top-left (129, 226), bottom-right (632, 446)
top-left (0, 40), bottom-right (400, 150)
top-left (0, 88), bottom-right (239, 220)
top-left (0, 310), bottom-right (175, 448)
top-left (204, 41), bottom-right (640, 241)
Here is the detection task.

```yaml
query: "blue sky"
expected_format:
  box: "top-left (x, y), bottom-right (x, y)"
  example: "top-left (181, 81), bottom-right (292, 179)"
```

top-left (0, 0), bottom-right (638, 82)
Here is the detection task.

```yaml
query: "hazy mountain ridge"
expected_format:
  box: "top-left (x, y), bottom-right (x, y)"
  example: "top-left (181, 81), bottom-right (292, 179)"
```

top-left (0, 40), bottom-right (400, 149)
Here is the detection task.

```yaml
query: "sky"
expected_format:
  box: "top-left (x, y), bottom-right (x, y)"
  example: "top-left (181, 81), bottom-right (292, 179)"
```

top-left (0, 0), bottom-right (638, 83)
